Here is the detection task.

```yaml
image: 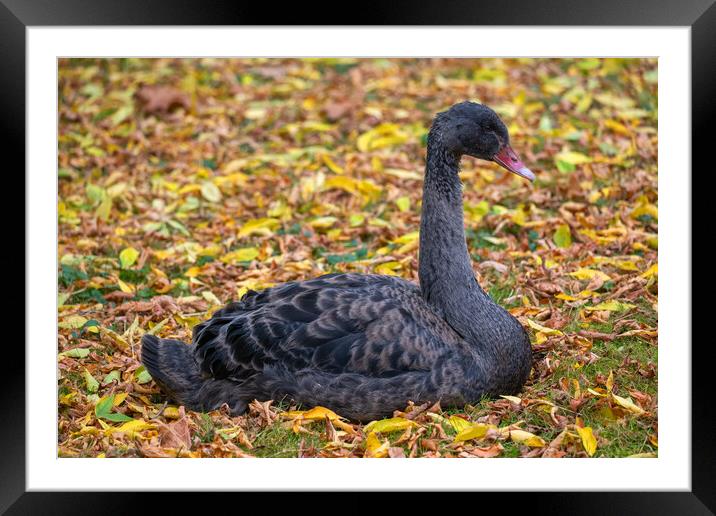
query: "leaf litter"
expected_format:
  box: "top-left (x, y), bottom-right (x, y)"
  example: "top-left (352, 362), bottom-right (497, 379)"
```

top-left (58, 57), bottom-right (658, 458)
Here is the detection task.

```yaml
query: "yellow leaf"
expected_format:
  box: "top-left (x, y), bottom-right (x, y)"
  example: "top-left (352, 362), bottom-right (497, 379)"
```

top-left (363, 417), bottom-right (417, 434)
top-left (113, 392), bottom-right (128, 406)
top-left (585, 301), bottom-right (635, 312)
top-left (392, 231), bottom-right (419, 245)
top-left (357, 123), bottom-right (408, 152)
top-left (555, 151), bottom-right (592, 165)
top-left (108, 419), bottom-right (155, 437)
top-left (119, 247), bottom-right (139, 269)
top-left (500, 395), bottom-right (522, 405)
top-left (526, 319), bottom-right (564, 337)
top-left (611, 393), bottom-right (646, 415)
top-left (579, 229), bottom-right (617, 245)
top-left (576, 426), bottom-right (597, 456)
top-left (383, 168), bottom-right (422, 180)
top-left (309, 216), bottom-right (338, 229)
top-left (202, 291), bottom-right (222, 306)
top-left (371, 156), bottom-right (383, 172)
top-left (568, 268), bottom-right (612, 282)
top-left (59, 315), bottom-right (89, 329)
top-left (606, 370), bottom-right (614, 393)
top-left (640, 263), bottom-right (658, 279)
top-left (221, 247), bottom-right (260, 263)
top-left (374, 261), bottom-right (402, 276)
top-left (184, 266), bottom-right (202, 278)
top-left (628, 452), bottom-right (657, 458)
top-left (630, 195), bottom-right (658, 220)
top-left (322, 154), bottom-right (344, 174)
top-left (511, 206), bottom-right (527, 226)
top-left (324, 176), bottom-right (382, 204)
top-left (99, 327), bottom-right (129, 351)
top-left (364, 431), bottom-right (390, 458)
top-left (118, 279), bottom-right (134, 294)
top-left (448, 416), bottom-right (473, 433)
top-left (506, 429), bottom-right (546, 447)
top-left (575, 94), bottom-right (593, 113)
top-left (454, 423), bottom-right (494, 442)
top-left (215, 172), bottom-right (249, 186)
top-left (555, 293), bottom-right (578, 301)
top-left (178, 184), bottom-right (202, 195)
top-left (237, 218), bottom-right (280, 238)
top-left (395, 196), bottom-right (410, 212)
top-left (587, 388), bottom-right (607, 397)
top-left (604, 119), bottom-right (630, 135)
top-left (301, 406), bottom-right (346, 421)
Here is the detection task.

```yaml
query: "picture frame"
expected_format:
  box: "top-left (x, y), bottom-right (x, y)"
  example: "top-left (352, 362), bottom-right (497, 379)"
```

top-left (3, 0), bottom-right (711, 512)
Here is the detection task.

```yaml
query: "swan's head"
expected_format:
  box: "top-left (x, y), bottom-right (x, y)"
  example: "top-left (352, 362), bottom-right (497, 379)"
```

top-left (434, 101), bottom-right (535, 182)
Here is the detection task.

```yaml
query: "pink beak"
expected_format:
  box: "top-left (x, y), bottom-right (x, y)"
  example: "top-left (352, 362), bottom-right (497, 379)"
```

top-left (493, 145), bottom-right (535, 182)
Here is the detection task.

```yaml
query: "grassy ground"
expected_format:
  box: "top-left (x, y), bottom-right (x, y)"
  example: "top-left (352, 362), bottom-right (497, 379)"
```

top-left (57, 57), bottom-right (657, 458)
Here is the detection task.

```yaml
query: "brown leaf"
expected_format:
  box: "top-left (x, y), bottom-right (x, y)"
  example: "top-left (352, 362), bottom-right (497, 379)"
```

top-left (544, 310), bottom-right (569, 330)
top-left (323, 415), bottom-right (337, 443)
top-left (534, 281), bottom-right (563, 295)
top-left (420, 438), bottom-right (439, 452)
top-left (136, 85), bottom-right (190, 114)
top-left (388, 447), bottom-right (406, 458)
top-left (158, 407), bottom-right (191, 450)
top-left (578, 330), bottom-right (616, 341)
top-left (324, 101), bottom-right (353, 121)
top-left (468, 443), bottom-right (503, 458)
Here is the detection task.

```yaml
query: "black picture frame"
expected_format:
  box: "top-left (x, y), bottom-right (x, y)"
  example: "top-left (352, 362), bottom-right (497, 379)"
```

top-left (2, 0), bottom-right (710, 513)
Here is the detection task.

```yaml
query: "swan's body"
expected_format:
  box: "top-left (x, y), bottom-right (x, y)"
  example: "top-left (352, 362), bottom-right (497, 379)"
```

top-left (142, 101), bottom-right (534, 422)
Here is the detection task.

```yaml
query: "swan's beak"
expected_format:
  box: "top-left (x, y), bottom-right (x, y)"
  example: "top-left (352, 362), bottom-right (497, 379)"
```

top-left (493, 145), bottom-right (535, 182)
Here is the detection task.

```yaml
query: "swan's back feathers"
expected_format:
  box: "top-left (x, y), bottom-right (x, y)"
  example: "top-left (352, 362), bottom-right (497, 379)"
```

top-left (191, 273), bottom-right (466, 383)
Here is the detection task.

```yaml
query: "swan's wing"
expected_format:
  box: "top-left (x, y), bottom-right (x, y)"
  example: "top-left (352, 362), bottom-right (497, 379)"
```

top-left (191, 273), bottom-right (463, 380)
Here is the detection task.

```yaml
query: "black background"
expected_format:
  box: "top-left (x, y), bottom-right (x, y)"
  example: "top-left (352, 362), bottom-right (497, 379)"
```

top-left (1, 0), bottom-right (711, 513)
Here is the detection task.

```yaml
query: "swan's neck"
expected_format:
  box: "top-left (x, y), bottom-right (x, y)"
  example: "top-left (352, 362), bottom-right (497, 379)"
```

top-left (419, 140), bottom-right (483, 326)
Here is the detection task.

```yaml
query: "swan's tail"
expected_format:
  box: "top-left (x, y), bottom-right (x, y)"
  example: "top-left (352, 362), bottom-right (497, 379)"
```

top-left (140, 335), bottom-right (248, 414)
top-left (140, 335), bottom-right (203, 406)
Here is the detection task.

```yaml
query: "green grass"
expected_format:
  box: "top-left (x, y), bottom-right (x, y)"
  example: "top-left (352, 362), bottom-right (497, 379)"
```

top-left (251, 423), bottom-right (325, 458)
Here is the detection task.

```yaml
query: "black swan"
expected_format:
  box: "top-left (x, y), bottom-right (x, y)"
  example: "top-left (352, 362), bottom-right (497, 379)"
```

top-left (141, 101), bottom-right (535, 422)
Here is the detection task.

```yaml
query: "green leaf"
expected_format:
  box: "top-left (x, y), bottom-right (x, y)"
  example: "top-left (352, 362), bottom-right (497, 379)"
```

top-left (95, 394), bottom-right (115, 417)
top-left (553, 224), bottom-right (572, 248)
top-left (95, 196), bottom-right (112, 221)
top-left (349, 214), bottom-right (365, 227)
top-left (576, 58), bottom-right (601, 71)
top-left (119, 247), bottom-right (140, 269)
top-left (395, 196), bottom-right (410, 212)
top-left (111, 105), bottom-right (133, 126)
top-left (556, 160), bottom-right (576, 173)
top-left (59, 347), bottom-right (90, 359)
top-left (59, 315), bottom-right (89, 329)
top-left (83, 369), bottom-right (99, 393)
top-left (201, 181), bottom-right (222, 203)
top-left (85, 184), bottom-right (106, 204)
top-left (102, 370), bottom-right (121, 385)
top-left (102, 412), bottom-right (134, 422)
top-left (167, 219), bottom-right (190, 236)
top-left (95, 393), bottom-right (134, 422)
top-left (81, 319), bottom-right (100, 334)
top-left (135, 366), bottom-right (152, 384)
